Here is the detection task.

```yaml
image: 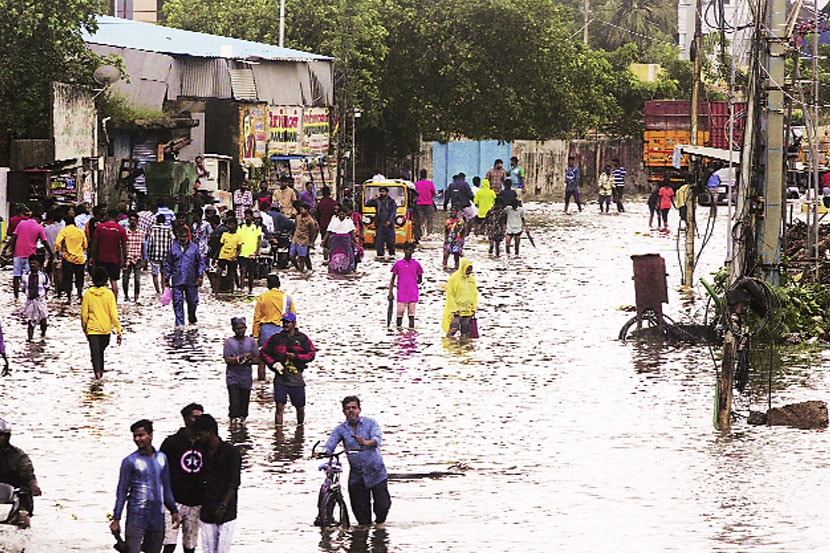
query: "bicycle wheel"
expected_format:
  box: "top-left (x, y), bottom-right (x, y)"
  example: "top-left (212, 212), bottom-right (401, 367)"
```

top-left (324, 493), bottom-right (350, 528)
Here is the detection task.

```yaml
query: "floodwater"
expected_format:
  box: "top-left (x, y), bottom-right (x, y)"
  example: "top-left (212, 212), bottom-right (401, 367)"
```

top-left (2, 199), bottom-right (830, 553)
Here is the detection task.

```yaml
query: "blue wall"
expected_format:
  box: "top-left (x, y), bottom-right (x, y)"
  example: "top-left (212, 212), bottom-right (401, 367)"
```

top-left (432, 140), bottom-right (511, 192)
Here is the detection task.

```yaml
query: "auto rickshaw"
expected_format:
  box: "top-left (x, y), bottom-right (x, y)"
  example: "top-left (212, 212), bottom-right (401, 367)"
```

top-left (359, 179), bottom-right (414, 246)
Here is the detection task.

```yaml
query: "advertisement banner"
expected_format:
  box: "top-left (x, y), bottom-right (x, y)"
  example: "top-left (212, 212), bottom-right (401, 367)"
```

top-left (267, 106), bottom-right (301, 155)
top-left (239, 104), bottom-right (268, 159)
top-left (302, 108), bottom-right (330, 155)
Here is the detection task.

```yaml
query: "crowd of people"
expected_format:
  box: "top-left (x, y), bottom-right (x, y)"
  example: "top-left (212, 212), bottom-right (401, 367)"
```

top-left (0, 158), bottom-right (515, 551)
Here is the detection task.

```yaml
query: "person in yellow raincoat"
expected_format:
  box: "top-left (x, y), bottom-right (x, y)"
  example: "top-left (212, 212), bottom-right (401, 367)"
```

top-left (473, 178), bottom-right (496, 235)
top-left (442, 258), bottom-right (478, 338)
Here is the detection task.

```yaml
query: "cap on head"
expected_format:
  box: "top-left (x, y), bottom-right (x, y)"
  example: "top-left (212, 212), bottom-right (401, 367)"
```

top-left (282, 312), bottom-right (297, 323)
top-left (0, 418), bottom-right (10, 434)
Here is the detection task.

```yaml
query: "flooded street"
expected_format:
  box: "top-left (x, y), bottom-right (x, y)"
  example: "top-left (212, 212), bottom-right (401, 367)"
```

top-left (2, 199), bottom-right (830, 552)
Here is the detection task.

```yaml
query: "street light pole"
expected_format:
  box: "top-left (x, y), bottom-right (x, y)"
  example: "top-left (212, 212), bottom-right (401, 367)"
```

top-left (351, 109), bottom-right (361, 186)
top-left (279, 0), bottom-right (286, 48)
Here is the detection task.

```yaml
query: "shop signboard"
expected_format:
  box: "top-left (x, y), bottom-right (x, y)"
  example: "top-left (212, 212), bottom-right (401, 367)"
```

top-left (239, 104), bottom-right (268, 160)
top-left (302, 107), bottom-right (330, 154)
top-left (267, 106), bottom-right (301, 155)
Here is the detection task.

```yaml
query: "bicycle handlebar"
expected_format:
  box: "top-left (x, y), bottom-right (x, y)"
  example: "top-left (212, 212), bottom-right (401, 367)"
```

top-left (311, 440), bottom-right (358, 460)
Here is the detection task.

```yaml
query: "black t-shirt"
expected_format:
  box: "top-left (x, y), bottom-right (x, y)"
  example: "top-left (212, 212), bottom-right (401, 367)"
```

top-left (199, 440), bottom-right (241, 524)
top-left (160, 428), bottom-right (204, 506)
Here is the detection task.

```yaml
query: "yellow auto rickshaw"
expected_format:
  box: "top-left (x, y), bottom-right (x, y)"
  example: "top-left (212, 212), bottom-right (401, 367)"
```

top-left (359, 179), bottom-right (414, 246)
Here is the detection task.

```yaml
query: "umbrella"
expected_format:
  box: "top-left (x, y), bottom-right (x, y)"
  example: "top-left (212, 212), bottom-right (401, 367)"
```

top-left (387, 295), bottom-right (394, 327)
top-left (525, 229), bottom-right (537, 248)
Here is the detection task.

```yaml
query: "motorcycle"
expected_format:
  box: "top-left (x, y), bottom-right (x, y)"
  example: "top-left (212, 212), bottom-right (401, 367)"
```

top-left (0, 483), bottom-right (28, 553)
top-left (270, 230), bottom-right (292, 270)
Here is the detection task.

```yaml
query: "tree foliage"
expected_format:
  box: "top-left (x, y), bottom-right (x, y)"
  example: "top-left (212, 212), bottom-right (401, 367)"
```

top-left (593, 0), bottom-right (676, 56)
top-left (0, 0), bottom-right (104, 138)
top-left (162, 0), bottom-right (687, 156)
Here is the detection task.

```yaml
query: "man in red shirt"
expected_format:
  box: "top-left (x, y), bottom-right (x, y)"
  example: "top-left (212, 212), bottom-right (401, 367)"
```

top-left (91, 209), bottom-right (128, 300)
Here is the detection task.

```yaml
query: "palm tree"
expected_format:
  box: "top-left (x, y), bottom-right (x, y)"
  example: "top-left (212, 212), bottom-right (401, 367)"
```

top-left (595, 0), bottom-right (676, 53)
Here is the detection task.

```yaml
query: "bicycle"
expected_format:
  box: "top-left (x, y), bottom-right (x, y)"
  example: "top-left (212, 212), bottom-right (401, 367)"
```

top-left (311, 440), bottom-right (350, 528)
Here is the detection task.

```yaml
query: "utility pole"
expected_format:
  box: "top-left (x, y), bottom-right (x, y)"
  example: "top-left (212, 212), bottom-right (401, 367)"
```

top-left (717, 0), bottom-right (788, 431)
top-left (278, 0), bottom-right (286, 48)
top-left (685, 0), bottom-right (702, 288)
top-left (757, 0), bottom-right (787, 285)
top-left (583, 0), bottom-right (590, 45)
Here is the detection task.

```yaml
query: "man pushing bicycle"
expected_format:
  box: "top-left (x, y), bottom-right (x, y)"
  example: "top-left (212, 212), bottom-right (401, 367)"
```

top-left (317, 396), bottom-right (391, 525)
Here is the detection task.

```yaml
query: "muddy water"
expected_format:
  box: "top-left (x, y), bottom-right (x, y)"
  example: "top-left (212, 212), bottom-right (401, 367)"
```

top-left (2, 201), bottom-right (830, 552)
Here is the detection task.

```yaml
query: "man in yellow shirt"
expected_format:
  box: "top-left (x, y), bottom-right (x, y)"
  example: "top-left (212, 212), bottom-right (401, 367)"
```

top-left (237, 209), bottom-right (262, 294)
top-left (81, 266), bottom-right (122, 380)
top-left (252, 274), bottom-right (297, 380)
top-left (218, 217), bottom-right (243, 292)
top-left (54, 215), bottom-right (88, 304)
top-left (675, 182), bottom-right (692, 226)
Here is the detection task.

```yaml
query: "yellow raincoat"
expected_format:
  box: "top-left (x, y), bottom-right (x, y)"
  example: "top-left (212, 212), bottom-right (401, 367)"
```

top-left (442, 258), bottom-right (479, 334)
top-left (473, 179), bottom-right (496, 218)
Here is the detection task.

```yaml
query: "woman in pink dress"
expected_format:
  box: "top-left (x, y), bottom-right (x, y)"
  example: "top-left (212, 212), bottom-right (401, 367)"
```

top-left (389, 243), bottom-right (423, 328)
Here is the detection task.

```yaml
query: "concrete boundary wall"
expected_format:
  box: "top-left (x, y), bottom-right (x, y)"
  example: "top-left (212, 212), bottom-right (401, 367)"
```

top-left (419, 137), bottom-right (646, 198)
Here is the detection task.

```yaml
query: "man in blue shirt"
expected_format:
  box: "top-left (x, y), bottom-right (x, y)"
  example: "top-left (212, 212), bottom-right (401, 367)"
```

top-left (164, 228), bottom-right (206, 328)
top-left (110, 419), bottom-right (180, 553)
top-left (564, 156), bottom-right (582, 212)
top-left (320, 396), bottom-right (390, 525)
top-left (365, 186), bottom-right (398, 258)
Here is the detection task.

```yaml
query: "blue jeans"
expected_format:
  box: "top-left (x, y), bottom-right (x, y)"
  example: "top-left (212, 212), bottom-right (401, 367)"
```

top-left (172, 285), bottom-right (199, 326)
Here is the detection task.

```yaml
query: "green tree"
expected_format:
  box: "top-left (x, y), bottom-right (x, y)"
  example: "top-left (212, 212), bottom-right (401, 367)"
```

top-left (0, 0), bottom-right (104, 139)
top-left (162, 0), bottom-right (280, 44)
top-left (594, 0), bottom-right (675, 55)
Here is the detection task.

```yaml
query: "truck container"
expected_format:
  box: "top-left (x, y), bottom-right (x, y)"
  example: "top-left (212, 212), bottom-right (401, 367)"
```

top-left (643, 100), bottom-right (746, 173)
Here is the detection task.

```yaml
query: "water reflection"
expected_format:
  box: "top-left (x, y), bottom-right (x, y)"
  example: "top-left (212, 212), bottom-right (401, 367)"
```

top-left (4, 201), bottom-right (830, 552)
top-left (271, 425), bottom-right (305, 464)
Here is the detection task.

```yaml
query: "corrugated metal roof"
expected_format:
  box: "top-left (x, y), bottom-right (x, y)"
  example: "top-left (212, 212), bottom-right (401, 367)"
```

top-left (85, 15), bottom-right (333, 62)
top-left (229, 67), bottom-right (257, 101)
top-left (179, 58), bottom-right (233, 99)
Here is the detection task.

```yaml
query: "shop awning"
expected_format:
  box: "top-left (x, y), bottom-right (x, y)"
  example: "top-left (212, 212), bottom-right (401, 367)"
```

top-left (673, 144), bottom-right (741, 168)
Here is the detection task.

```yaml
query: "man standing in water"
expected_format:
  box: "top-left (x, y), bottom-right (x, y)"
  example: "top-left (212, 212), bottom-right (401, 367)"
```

top-left (485, 159), bottom-right (507, 194)
top-left (161, 404), bottom-right (205, 553)
top-left (223, 317), bottom-right (260, 427)
top-left (192, 414), bottom-right (241, 553)
top-left (164, 228), bottom-right (205, 327)
top-left (91, 209), bottom-right (128, 300)
top-left (110, 419), bottom-right (180, 553)
top-left (0, 418), bottom-right (42, 528)
top-left (259, 312), bottom-right (315, 425)
top-left (564, 156), bottom-right (582, 213)
top-left (319, 396), bottom-right (390, 526)
top-left (612, 157), bottom-right (627, 212)
top-left (365, 186), bottom-right (397, 259)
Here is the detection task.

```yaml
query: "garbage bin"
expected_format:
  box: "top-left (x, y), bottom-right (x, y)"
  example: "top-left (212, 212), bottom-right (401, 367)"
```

top-left (630, 253), bottom-right (668, 328)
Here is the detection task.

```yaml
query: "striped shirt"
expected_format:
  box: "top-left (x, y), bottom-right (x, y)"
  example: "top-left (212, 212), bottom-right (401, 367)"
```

top-left (613, 166), bottom-right (627, 188)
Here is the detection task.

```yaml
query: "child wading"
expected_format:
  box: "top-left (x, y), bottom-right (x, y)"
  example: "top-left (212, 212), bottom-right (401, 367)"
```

top-left (483, 197), bottom-right (507, 257)
top-left (81, 266), bottom-right (122, 380)
top-left (442, 206), bottom-right (466, 271)
top-left (389, 243), bottom-right (424, 328)
top-left (22, 254), bottom-right (49, 342)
